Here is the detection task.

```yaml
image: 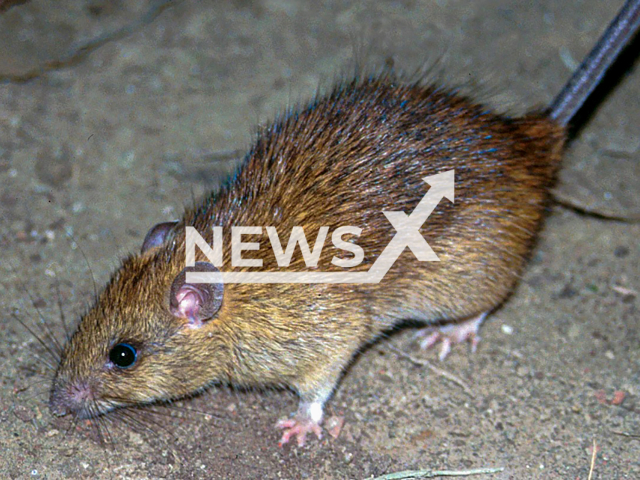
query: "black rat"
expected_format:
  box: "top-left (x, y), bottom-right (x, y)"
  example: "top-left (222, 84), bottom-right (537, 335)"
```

top-left (48, 1), bottom-right (640, 447)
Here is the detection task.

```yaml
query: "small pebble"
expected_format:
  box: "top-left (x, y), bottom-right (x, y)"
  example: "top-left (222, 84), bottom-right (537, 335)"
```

top-left (13, 405), bottom-right (34, 422)
top-left (501, 324), bottom-right (514, 335)
top-left (326, 415), bottom-right (345, 439)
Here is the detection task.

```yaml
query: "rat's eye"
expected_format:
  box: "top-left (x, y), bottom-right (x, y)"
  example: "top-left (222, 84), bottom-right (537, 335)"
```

top-left (109, 343), bottom-right (137, 369)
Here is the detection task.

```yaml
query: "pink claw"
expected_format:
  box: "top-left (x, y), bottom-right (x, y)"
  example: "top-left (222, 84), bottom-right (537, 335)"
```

top-left (276, 417), bottom-right (323, 447)
top-left (416, 312), bottom-right (487, 360)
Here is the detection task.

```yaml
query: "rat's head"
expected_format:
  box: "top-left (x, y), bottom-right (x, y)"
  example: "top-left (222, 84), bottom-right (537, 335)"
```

top-left (49, 223), bottom-right (227, 419)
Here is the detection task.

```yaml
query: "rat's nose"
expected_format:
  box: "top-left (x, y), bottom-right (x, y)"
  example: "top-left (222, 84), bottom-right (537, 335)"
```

top-left (49, 379), bottom-right (94, 418)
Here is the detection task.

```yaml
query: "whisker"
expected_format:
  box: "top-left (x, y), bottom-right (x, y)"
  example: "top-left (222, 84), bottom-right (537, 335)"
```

top-left (91, 401), bottom-right (114, 448)
top-left (54, 281), bottom-right (71, 343)
top-left (151, 403), bottom-right (228, 422)
top-left (11, 312), bottom-right (59, 365)
top-left (63, 228), bottom-right (99, 304)
top-left (15, 296), bottom-right (63, 362)
top-left (97, 416), bottom-right (115, 480)
top-left (118, 409), bottom-right (178, 441)
top-left (93, 418), bottom-right (108, 447)
top-left (21, 349), bottom-right (57, 374)
top-left (9, 264), bottom-right (64, 358)
top-left (15, 378), bottom-right (52, 392)
top-left (64, 414), bottom-right (79, 439)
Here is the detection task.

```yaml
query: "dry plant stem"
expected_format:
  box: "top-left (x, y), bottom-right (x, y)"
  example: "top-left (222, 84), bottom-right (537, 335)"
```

top-left (369, 466), bottom-right (504, 480)
top-left (386, 345), bottom-right (474, 397)
top-left (587, 438), bottom-right (597, 480)
top-left (612, 430), bottom-right (640, 439)
top-left (0, 0), bottom-right (177, 83)
top-left (552, 190), bottom-right (640, 223)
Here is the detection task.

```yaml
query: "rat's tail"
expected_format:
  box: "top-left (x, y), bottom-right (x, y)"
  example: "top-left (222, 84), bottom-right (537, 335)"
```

top-left (548, 0), bottom-right (640, 127)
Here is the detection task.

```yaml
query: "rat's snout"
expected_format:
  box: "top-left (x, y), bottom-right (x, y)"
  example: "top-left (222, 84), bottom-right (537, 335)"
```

top-left (49, 379), bottom-right (96, 418)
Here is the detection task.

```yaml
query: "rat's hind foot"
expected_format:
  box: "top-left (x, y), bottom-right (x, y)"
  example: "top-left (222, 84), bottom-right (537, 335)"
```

top-left (276, 416), bottom-right (323, 447)
top-left (416, 312), bottom-right (488, 361)
top-left (276, 399), bottom-right (325, 447)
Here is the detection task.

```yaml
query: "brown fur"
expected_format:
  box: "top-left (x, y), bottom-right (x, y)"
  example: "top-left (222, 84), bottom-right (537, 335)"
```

top-left (50, 74), bottom-right (564, 420)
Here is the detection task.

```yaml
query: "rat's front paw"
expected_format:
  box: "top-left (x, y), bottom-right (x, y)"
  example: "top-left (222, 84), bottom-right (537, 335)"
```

top-left (416, 312), bottom-right (487, 360)
top-left (276, 416), bottom-right (323, 447)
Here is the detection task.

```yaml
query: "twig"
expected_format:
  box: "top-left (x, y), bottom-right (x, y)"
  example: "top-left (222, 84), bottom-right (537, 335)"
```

top-left (552, 190), bottom-right (640, 223)
top-left (0, 0), bottom-right (178, 83)
top-left (587, 438), bottom-right (597, 480)
top-left (386, 345), bottom-right (474, 397)
top-left (369, 466), bottom-right (504, 479)
top-left (612, 430), bottom-right (640, 439)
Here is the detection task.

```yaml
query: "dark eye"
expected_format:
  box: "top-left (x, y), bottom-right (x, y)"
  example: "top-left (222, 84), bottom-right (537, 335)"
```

top-left (109, 343), bottom-right (137, 369)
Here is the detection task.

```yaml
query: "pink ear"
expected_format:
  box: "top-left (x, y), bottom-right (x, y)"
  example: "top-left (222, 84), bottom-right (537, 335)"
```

top-left (170, 262), bottom-right (224, 327)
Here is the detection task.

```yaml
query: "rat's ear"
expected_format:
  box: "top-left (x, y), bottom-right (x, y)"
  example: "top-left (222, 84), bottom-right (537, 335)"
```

top-left (142, 221), bottom-right (178, 253)
top-left (170, 262), bottom-right (224, 328)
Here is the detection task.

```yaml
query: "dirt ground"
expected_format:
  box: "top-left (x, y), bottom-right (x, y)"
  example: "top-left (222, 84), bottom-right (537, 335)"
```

top-left (1, 0), bottom-right (639, 479)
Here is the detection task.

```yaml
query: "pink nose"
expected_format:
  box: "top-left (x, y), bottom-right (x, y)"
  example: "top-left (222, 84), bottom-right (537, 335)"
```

top-left (49, 379), bottom-right (94, 418)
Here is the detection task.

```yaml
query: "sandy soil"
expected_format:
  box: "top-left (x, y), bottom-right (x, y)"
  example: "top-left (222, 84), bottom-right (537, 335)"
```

top-left (1, 0), bottom-right (639, 478)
